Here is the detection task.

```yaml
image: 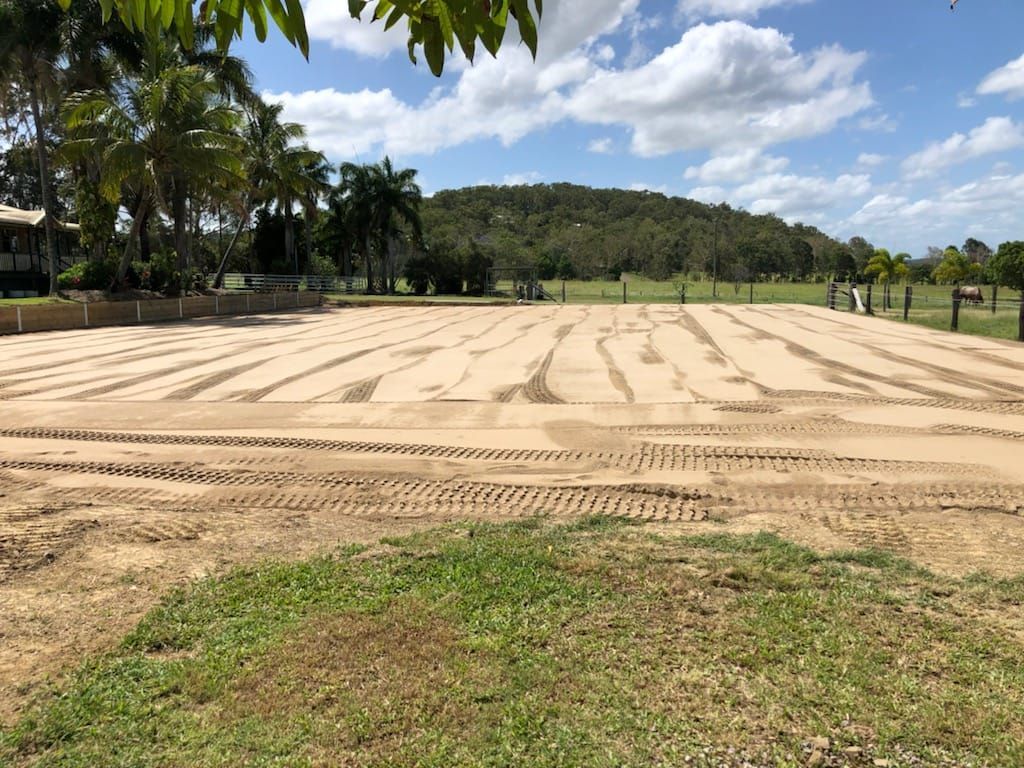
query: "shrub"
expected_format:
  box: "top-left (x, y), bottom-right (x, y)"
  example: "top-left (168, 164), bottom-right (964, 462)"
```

top-left (131, 251), bottom-right (184, 294)
top-left (57, 260), bottom-right (116, 291)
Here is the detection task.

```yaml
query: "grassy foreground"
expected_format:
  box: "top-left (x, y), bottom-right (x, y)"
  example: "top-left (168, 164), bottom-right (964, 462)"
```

top-left (3, 520), bottom-right (1022, 767)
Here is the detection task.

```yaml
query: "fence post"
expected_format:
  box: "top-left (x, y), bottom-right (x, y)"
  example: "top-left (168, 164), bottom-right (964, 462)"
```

top-left (865, 284), bottom-right (873, 315)
top-left (848, 282), bottom-right (856, 312)
top-left (273, 293), bottom-right (277, 311)
top-left (992, 284), bottom-right (998, 315)
top-left (215, 296), bottom-right (220, 315)
top-left (623, 282), bottom-right (627, 304)
top-left (749, 283), bottom-right (754, 304)
top-left (83, 302), bottom-right (89, 327)
top-left (246, 294), bottom-right (251, 313)
top-left (16, 306), bottom-right (22, 333)
top-left (178, 298), bottom-right (183, 319)
top-left (136, 301), bottom-right (141, 323)
top-left (561, 281), bottom-right (566, 303)
top-left (1019, 296), bottom-right (1024, 343)
top-left (951, 289), bottom-right (961, 331)
top-left (903, 286), bottom-right (912, 321)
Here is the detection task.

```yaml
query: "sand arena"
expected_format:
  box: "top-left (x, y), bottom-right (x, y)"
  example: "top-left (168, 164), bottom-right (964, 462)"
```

top-left (2, 302), bottom-right (1024, 719)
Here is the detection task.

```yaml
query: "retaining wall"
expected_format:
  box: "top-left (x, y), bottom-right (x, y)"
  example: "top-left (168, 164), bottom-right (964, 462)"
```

top-left (0, 291), bottom-right (321, 336)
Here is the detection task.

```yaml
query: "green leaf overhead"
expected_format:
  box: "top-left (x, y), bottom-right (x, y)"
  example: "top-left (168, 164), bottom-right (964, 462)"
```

top-left (62, 0), bottom-right (542, 74)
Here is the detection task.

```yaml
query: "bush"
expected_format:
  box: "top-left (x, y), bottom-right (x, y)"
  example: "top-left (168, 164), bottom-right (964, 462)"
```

top-left (132, 251), bottom-right (191, 294)
top-left (403, 239), bottom-right (494, 295)
top-left (57, 260), bottom-right (116, 291)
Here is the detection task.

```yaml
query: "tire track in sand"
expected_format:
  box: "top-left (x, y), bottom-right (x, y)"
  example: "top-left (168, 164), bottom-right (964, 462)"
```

top-left (522, 319), bottom-right (578, 404)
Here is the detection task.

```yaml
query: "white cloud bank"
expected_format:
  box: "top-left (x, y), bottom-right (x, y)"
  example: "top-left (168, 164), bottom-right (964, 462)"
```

top-left (689, 168), bottom-right (871, 225)
top-left (977, 52), bottom-right (1024, 101)
top-left (676, 0), bottom-right (814, 20)
top-left (268, 15), bottom-right (872, 163)
top-left (843, 170), bottom-right (1024, 249)
top-left (901, 117), bottom-right (1024, 179)
top-left (566, 22), bottom-right (871, 156)
top-left (684, 149), bottom-right (789, 183)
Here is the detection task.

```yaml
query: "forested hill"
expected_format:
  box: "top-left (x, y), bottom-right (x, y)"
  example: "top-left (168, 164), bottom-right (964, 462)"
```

top-left (420, 183), bottom-right (855, 282)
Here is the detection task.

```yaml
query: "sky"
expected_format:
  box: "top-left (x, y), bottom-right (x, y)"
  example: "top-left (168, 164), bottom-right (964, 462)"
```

top-left (234, 0), bottom-right (1024, 257)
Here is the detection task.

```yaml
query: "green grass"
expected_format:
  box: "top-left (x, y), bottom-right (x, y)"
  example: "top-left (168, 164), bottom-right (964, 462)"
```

top-left (0, 297), bottom-right (71, 306)
top-left (3, 520), bottom-right (1022, 767)
top-left (871, 305), bottom-right (1023, 342)
top-left (560, 278), bottom-right (829, 305)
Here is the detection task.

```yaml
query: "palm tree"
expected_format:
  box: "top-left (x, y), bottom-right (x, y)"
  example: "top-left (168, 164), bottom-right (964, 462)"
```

top-left (324, 186), bottom-right (361, 291)
top-left (864, 248), bottom-right (909, 310)
top-left (335, 157), bottom-right (422, 294)
top-left (369, 157), bottom-right (422, 294)
top-left (211, 100), bottom-right (299, 288)
top-left (131, 32), bottom-right (253, 275)
top-left (64, 64), bottom-right (242, 288)
top-left (336, 161), bottom-right (379, 292)
top-left (0, 0), bottom-right (65, 294)
top-left (268, 146), bottom-right (330, 275)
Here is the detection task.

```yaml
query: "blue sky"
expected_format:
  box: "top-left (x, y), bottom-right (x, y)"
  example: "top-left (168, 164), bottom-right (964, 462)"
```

top-left (236, 0), bottom-right (1024, 256)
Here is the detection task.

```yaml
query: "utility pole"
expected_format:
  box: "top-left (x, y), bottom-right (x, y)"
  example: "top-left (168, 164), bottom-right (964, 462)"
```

top-left (712, 216), bottom-right (720, 299)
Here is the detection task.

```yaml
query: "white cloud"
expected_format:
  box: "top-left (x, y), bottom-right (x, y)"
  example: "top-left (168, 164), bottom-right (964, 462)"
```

top-left (731, 172), bottom-right (871, 221)
top-left (901, 117), bottom-right (1024, 179)
top-left (304, 0), bottom-right (409, 57)
top-left (271, 14), bottom-right (870, 169)
top-left (856, 153), bottom-right (887, 168)
top-left (588, 137), bottom-right (615, 154)
top-left (688, 185), bottom-right (728, 203)
top-left (684, 149), bottom-right (789, 182)
top-left (503, 171), bottom-right (544, 186)
top-left (628, 182), bottom-right (669, 193)
top-left (567, 22), bottom-right (871, 156)
top-left (858, 112), bottom-right (897, 133)
top-left (677, 0), bottom-right (814, 20)
top-left (977, 53), bottom-right (1024, 101)
top-left (270, 0), bottom-right (641, 159)
top-left (957, 93), bottom-right (977, 109)
top-left (843, 171), bottom-right (1024, 249)
top-left (264, 87), bottom-right (410, 157)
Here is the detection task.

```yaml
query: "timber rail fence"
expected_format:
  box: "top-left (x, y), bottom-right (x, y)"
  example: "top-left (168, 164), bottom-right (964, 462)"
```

top-left (0, 291), bottom-right (321, 336)
top-left (828, 281), bottom-right (1024, 342)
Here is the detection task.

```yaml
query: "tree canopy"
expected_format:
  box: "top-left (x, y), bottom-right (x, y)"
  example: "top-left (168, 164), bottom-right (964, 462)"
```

top-left (59, 0), bottom-right (542, 75)
top-left (931, 246), bottom-right (981, 285)
top-left (986, 241), bottom-right (1024, 293)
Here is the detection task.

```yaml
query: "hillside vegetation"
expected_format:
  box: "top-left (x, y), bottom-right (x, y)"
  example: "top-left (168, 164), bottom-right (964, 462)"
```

top-left (421, 184), bottom-right (853, 282)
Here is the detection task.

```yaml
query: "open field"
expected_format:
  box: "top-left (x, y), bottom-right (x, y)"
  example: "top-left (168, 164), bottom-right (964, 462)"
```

top-left (1, 303), bottom-right (1024, 760)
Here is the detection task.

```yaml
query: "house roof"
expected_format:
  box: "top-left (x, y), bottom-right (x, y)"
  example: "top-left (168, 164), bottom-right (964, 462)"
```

top-left (0, 203), bottom-right (81, 232)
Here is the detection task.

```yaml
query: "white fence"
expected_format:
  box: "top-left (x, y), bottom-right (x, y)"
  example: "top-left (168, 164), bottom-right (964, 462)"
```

top-left (223, 273), bottom-right (367, 293)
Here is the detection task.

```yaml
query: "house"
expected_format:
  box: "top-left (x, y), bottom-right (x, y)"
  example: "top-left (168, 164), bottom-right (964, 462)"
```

top-left (0, 204), bottom-right (84, 296)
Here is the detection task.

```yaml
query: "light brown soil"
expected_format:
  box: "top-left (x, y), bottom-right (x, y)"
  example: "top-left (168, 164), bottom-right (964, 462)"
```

top-left (2, 303), bottom-right (1023, 724)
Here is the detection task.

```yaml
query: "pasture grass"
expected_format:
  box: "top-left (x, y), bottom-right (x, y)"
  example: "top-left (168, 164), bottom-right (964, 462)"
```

top-left (863, 301), bottom-right (1023, 342)
top-left (3, 520), bottom-right (1023, 767)
top-left (0, 297), bottom-right (71, 306)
